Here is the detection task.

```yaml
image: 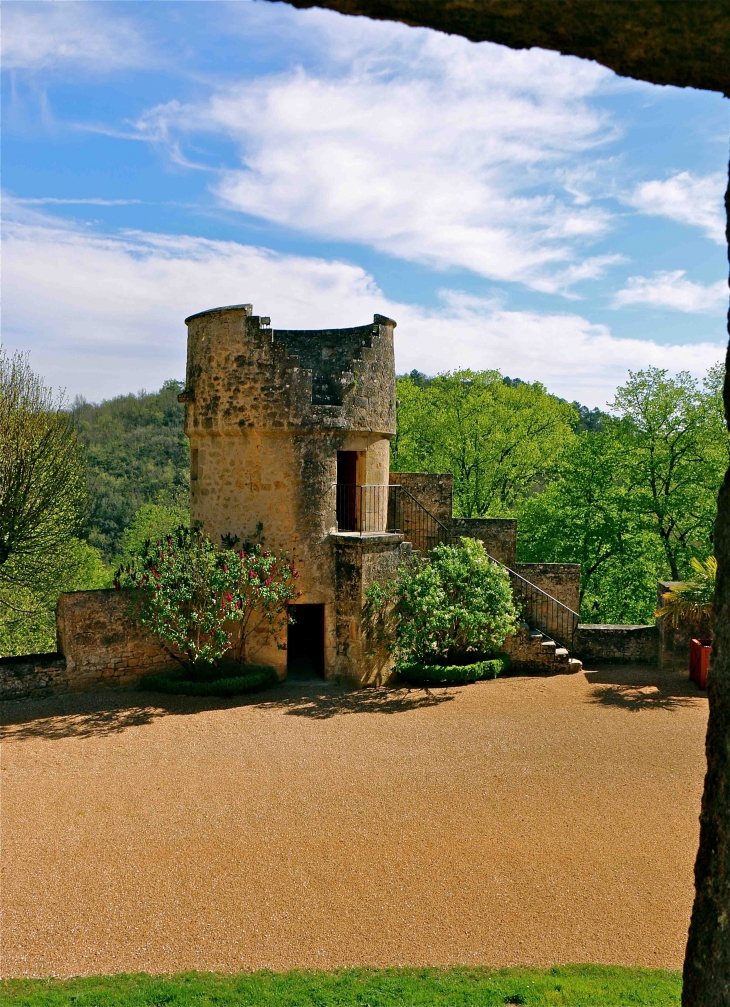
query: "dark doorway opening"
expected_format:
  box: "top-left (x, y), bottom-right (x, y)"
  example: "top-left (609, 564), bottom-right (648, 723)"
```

top-left (287, 604), bottom-right (325, 678)
top-left (337, 450), bottom-right (360, 530)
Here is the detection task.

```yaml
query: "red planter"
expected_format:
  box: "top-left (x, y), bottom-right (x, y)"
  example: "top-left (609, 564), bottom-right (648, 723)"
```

top-left (690, 637), bottom-right (712, 689)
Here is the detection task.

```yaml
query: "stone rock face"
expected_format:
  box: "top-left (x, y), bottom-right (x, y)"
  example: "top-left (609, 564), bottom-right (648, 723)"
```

top-left (276, 1), bottom-right (730, 96)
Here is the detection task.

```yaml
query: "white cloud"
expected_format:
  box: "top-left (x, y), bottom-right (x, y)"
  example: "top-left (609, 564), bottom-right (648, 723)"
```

top-left (1, 4), bottom-right (152, 73)
top-left (613, 270), bottom-right (728, 313)
top-left (626, 171), bottom-right (726, 245)
top-left (131, 22), bottom-right (625, 296)
top-left (2, 210), bottom-right (722, 408)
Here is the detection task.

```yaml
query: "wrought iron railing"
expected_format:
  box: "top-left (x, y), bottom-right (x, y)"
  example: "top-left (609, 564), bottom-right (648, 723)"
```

top-left (334, 483), bottom-right (452, 555)
top-left (334, 482), bottom-right (579, 650)
top-left (497, 565), bottom-right (579, 651)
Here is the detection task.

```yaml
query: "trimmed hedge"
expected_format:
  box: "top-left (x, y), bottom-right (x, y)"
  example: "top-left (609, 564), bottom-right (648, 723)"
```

top-left (140, 664), bottom-right (279, 697)
top-left (398, 654), bottom-right (510, 686)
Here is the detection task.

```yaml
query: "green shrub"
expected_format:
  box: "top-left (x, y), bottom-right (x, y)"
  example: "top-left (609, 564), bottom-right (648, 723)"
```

top-left (364, 537), bottom-right (517, 667)
top-left (398, 654), bottom-right (510, 685)
top-left (140, 663), bottom-right (279, 697)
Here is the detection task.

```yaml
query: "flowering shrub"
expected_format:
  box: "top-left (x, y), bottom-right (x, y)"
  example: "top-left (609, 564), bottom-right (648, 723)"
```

top-left (364, 537), bottom-right (517, 668)
top-left (114, 526), bottom-right (299, 669)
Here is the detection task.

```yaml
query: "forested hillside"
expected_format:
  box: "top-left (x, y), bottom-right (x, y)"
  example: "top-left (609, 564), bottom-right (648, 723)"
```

top-left (72, 379), bottom-right (190, 560)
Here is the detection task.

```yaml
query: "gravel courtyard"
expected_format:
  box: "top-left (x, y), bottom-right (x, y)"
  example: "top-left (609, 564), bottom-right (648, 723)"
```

top-left (1, 664), bottom-right (708, 978)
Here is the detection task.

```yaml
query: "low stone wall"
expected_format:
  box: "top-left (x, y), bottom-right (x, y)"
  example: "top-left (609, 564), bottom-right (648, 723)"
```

top-left (389, 472), bottom-right (453, 526)
top-left (56, 589), bottom-right (177, 691)
top-left (501, 624), bottom-right (562, 671)
top-left (2, 587), bottom-right (175, 703)
top-left (450, 518), bottom-right (517, 568)
top-left (515, 563), bottom-right (581, 612)
top-left (574, 624), bottom-right (659, 664)
top-left (0, 653), bottom-right (69, 701)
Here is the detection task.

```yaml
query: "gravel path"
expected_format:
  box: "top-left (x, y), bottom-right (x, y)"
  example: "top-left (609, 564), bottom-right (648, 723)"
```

top-left (1, 664), bottom-right (707, 977)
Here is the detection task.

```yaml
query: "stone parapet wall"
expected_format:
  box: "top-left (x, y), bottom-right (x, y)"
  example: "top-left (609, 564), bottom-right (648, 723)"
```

top-left (574, 624), bottom-right (659, 664)
top-left (184, 306), bottom-right (396, 436)
top-left (0, 653), bottom-right (68, 701)
top-left (332, 532), bottom-right (409, 687)
top-left (57, 590), bottom-right (177, 690)
top-left (515, 563), bottom-right (581, 612)
top-left (389, 472), bottom-right (454, 526)
top-left (450, 518), bottom-right (517, 568)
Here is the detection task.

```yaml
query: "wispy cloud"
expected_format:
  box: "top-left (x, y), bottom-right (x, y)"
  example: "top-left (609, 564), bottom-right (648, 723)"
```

top-left (2, 210), bottom-right (722, 406)
top-left (625, 171), bottom-right (726, 245)
top-left (613, 270), bottom-right (728, 313)
top-left (1, 4), bottom-right (154, 73)
top-left (13, 197), bottom-right (146, 207)
top-left (128, 20), bottom-right (628, 297)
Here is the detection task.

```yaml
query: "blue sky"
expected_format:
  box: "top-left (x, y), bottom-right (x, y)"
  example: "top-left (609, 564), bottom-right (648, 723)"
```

top-left (2, 1), bottom-right (728, 406)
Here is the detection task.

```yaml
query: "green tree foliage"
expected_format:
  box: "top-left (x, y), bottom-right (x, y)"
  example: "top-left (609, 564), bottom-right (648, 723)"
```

top-left (0, 539), bottom-right (110, 656)
top-left (518, 366), bottom-right (727, 623)
top-left (115, 527), bottom-right (299, 669)
top-left (73, 380), bottom-right (189, 560)
top-left (364, 537), bottom-right (517, 666)
top-left (0, 350), bottom-right (106, 655)
top-left (114, 502), bottom-right (191, 567)
top-left (393, 369), bottom-right (576, 517)
top-left (609, 367), bottom-right (724, 581)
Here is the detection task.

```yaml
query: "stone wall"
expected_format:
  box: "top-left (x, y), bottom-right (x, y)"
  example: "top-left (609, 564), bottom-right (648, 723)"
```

top-left (332, 532), bottom-right (409, 687)
top-left (388, 472), bottom-right (517, 567)
top-left (0, 653), bottom-right (68, 701)
top-left (515, 563), bottom-right (581, 612)
top-left (389, 472), bottom-right (453, 526)
top-left (1, 590), bottom-right (178, 701)
top-left (574, 624), bottom-right (659, 664)
top-left (452, 518), bottom-right (517, 568)
top-left (57, 590), bottom-right (177, 689)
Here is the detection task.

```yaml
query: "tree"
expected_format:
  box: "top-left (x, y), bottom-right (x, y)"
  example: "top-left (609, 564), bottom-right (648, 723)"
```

top-left (610, 367), bottom-right (726, 581)
top-left (72, 380), bottom-right (189, 560)
top-left (517, 427), bottom-right (663, 623)
top-left (393, 369), bottom-right (576, 517)
top-left (114, 502), bottom-right (191, 567)
top-left (0, 350), bottom-right (89, 650)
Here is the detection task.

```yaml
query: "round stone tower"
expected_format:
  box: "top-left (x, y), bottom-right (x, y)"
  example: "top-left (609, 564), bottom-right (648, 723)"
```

top-left (181, 303), bottom-right (397, 681)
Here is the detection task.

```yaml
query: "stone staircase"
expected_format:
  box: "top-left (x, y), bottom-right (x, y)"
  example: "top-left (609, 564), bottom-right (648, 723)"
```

top-left (503, 621), bottom-right (582, 674)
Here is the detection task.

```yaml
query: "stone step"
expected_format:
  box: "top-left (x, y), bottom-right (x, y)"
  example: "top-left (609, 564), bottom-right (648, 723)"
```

top-left (540, 639), bottom-right (556, 653)
top-left (554, 646), bottom-right (570, 662)
top-left (568, 657), bottom-right (583, 673)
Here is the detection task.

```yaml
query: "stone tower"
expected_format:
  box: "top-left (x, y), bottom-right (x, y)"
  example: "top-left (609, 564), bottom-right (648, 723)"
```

top-left (181, 303), bottom-right (403, 684)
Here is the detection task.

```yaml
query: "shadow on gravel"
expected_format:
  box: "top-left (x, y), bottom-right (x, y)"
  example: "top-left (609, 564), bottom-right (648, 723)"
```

top-left (1, 680), bottom-right (455, 741)
top-left (584, 663), bottom-right (705, 712)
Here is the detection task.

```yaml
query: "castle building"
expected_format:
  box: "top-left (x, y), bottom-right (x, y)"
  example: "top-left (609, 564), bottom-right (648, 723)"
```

top-left (180, 302), bottom-right (520, 686)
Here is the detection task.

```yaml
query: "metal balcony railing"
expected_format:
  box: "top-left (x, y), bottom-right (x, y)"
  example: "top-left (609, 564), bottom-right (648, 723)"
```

top-left (335, 483), bottom-right (451, 554)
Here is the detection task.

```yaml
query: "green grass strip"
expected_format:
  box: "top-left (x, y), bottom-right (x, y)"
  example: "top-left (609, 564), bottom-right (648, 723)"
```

top-left (1, 965), bottom-right (682, 1006)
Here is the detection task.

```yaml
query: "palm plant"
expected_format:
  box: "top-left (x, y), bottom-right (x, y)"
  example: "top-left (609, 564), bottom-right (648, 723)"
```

top-left (655, 556), bottom-right (716, 628)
